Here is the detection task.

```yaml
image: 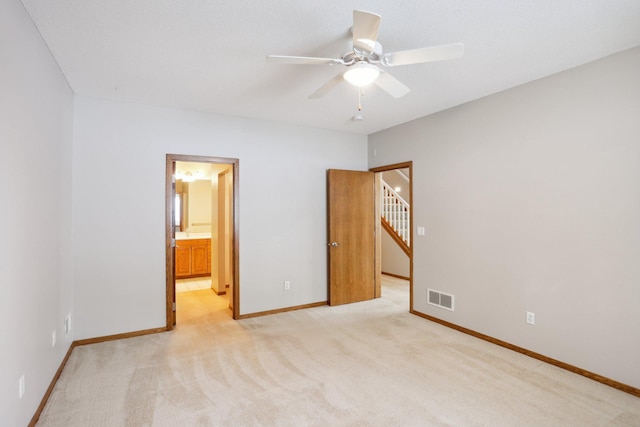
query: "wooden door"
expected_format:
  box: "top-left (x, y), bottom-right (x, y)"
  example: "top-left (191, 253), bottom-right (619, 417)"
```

top-left (327, 169), bottom-right (376, 305)
top-left (168, 158), bottom-right (177, 327)
top-left (218, 169), bottom-right (234, 308)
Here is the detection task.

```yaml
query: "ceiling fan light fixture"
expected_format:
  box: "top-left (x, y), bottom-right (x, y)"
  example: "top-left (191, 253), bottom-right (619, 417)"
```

top-left (343, 63), bottom-right (380, 87)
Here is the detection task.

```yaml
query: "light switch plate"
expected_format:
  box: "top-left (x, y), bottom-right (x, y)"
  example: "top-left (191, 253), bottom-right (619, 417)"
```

top-left (526, 311), bottom-right (535, 325)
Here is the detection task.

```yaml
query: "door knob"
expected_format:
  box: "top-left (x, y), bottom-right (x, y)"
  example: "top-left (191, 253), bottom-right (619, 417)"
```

top-left (328, 242), bottom-right (341, 247)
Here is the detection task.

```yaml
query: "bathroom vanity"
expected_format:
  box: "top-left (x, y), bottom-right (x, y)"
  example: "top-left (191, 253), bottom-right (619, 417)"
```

top-left (175, 234), bottom-right (211, 278)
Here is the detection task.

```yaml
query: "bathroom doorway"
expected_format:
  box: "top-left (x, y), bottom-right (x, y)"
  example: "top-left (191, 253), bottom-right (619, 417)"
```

top-left (165, 154), bottom-right (239, 328)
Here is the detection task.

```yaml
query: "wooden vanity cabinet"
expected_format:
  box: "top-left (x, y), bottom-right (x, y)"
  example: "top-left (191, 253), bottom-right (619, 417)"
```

top-left (175, 245), bottom-right (192, 277)
top-left (175, 238), bottom-right (211, 278)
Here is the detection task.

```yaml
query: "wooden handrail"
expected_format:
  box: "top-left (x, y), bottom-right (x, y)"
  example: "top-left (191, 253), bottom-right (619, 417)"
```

top-left (382, 217), bottom-right (411, 257)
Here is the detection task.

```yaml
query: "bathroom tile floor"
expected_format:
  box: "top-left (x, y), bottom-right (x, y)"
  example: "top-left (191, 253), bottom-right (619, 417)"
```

top-left (176, 277), bottom-right (213, 293)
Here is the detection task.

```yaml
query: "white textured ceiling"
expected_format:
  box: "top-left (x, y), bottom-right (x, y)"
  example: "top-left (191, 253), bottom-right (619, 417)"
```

top-left (21, 0), bottom-right (640, 135)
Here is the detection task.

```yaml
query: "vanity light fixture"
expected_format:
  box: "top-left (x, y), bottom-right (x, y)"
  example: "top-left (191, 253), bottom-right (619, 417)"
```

top-left (181, 171), bottom-right (196, 182)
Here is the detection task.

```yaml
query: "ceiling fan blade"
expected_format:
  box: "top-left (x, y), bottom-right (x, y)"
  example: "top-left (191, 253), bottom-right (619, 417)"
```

top-left (373, 71), bottom-right (410, 98)
top-left (308, 73), bottom-right (346, 99)
top-left (266, 55), bottom-right (342, 65)
top-left (382, 43), bottom-right (464, 67)
top-left (352, 10), bottom-right (381, 53)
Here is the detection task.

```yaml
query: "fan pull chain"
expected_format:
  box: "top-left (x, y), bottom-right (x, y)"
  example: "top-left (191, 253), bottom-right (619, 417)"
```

top-left (358, 88), bottom-right (364, 111)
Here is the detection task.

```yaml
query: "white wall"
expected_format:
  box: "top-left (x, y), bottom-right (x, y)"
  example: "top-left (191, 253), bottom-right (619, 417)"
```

top-left (381, 230), bottom-right (410, 278)
top-left (72, 96), bottom-right (367, 339)
top-left (0, 0), bottom-right (74, 425)
top-left (369, 47), bottom-right (640, 388)
top-left (186, 180), bottom-right (212, 234)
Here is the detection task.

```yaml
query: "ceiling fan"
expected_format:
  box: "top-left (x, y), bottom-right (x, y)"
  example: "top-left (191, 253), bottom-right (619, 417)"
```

top-left (266, 10), bottom-right (464, 100)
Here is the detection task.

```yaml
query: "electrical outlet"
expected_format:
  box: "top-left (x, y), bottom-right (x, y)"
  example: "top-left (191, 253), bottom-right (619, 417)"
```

top-left (284, 281), bottom-right (291, 290)
top-left (526, 311), bottom-right (535, 325)
top-left (19, 375), bottom-right (25, 399)
top-left (52, 330), bottom-right (56, 347)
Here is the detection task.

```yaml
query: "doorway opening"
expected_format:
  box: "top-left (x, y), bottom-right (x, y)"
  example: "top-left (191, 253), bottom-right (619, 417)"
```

top-left (165, 154), bottom-right (240, 329)
top-left (371, 162), bottom-right (413, 311)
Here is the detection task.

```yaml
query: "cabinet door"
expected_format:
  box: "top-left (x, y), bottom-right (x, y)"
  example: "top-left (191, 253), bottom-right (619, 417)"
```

top-left (191, 242), bottom-right (209, 275)
top-left (175, 245), bottom-right (191, 278)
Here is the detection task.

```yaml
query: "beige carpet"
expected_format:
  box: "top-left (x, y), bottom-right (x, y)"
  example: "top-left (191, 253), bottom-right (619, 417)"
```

top-left (37, 277), bottom-right (640, 426)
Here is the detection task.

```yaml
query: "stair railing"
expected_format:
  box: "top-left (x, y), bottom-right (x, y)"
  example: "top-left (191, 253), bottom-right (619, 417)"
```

top-left (381, 180), bottom-right (410, 247)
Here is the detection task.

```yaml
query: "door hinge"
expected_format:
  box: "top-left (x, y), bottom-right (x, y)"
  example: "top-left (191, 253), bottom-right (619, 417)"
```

top-left (172, 302), bottom-right (176, 311)
top-left (171, 238), bottom-right (176, 248)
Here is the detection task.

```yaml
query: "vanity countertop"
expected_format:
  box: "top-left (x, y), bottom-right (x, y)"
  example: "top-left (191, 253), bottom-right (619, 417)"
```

top-left (175, 232), bottom-right (211, 240)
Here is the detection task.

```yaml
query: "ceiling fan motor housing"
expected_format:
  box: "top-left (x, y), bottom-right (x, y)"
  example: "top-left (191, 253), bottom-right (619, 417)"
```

top-left (346, 41), bottom-right (383, 65)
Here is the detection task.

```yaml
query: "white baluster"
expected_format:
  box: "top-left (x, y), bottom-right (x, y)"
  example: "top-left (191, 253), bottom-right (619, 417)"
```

top-left (381, 180), bottom-right (410, 246)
